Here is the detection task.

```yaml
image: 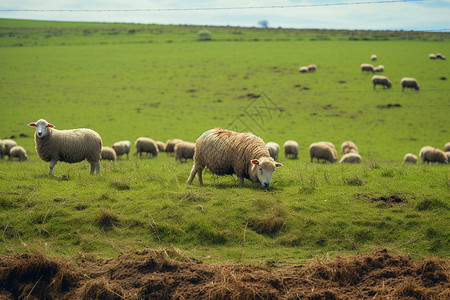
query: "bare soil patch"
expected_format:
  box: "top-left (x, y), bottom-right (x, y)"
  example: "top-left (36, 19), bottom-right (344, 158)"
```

top-left (0, 248), bottom-right (448, 299)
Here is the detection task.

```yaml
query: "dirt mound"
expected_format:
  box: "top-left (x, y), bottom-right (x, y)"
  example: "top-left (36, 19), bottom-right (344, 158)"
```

top-left (0, 248), bottom-right (448, 299)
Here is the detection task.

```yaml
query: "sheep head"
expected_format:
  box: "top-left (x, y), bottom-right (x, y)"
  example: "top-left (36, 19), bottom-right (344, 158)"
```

top-left (250, 157), bottom-right (283, 188)
top-left (28, 119), bottom-right (54, 138)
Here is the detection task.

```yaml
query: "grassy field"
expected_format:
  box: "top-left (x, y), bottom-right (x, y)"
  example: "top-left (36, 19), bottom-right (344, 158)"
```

top-left (0, 19), bottom-right (449, 262)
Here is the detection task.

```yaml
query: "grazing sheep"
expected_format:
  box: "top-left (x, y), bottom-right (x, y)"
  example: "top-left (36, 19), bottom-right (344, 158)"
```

top-left (307, 64), bottom-right (317, 72)
top-left (360, 63), bottom-right (374, 73)
top-left (419, 146), bottom-right (448, 164)
top-left (165, 138), bottom-right (183, 155)
top-left (174, 141), bottom-right (195, 162)
top-left (372, 75), bottom-right (392, 90)
top-left (156, 141), bottom-right (166, 152)
top-left (309, 142), bottom-right (338, 163)
top-left (401, 78), bottom-right (420, 91)
top-left (134, 137), bottom-right (158, 158)
top-left (429, 53), bottom-right (437, 59)
top-left (445, 151), bottom-right (450, 161)
top-left (444, 142), bottom-right (450, 152)
top-left (2, 139), bottom-right (17, 158)
top-left (341, 141), bottom-right (358, 155)
top-left (187, 128), bottom-right (283, 187)
top-left (371, 54), bottom-right (377, 61)
top-left (298, 66), bottom-right (308, 73)
top-left (27, 119), bottom-right (102, 175)
top-left (435, 53), bottom-right (446, 60)
top-left (9, 145), bottom-right (28, 161)
top-left (101, 146), bottom-right (117, 161)
top-left (266, 142), bottom-right (280, 161)
top-left (340, 152), bottom-right (362, 164)
top-left (283, 140), bottom-right (299, 159)
top-left (112, 140), bottom-right (131, 159)
top-left (403, 153), bottom-right (418, 164)
top-left (373, 65), bottom-right (384, 72)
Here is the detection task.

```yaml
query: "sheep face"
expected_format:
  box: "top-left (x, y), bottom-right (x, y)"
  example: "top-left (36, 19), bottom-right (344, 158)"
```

top-left (28, 119), bottom-right (54, 138)
top-left (251, 158), bottom-right (282, 187)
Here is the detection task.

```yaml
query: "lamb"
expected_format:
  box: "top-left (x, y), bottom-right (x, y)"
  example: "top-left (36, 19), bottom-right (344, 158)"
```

top-left (340, 152), bottom-right (362, 164)
top-left (298, 66), bottom-right (308, 73)
top-left (134, 137), bottom-right (158, 158)
top-left (283, 140), bottom-right (298, 159)
top-left (341, 141), bottom-right (358, 155)
top-left (186, 128), bottom-right (282, 187)
top-left (112, 140), bottom-right (131, 159)
top-left (2, 139), bottom-right (17, 158)
top-left (165, 138), bottom-right (183, 155)
top-left (28, 119), bottom-right (102, 175)
top-left (360, 63), bottom-right (374, 73)
top-left (401, 78), bottom-right (420, 91)
top-left (372, 75), bottom-right (392, 90)
top-left (403, 153), bottom-right (418, 164)
top-left (9, 145), bottom-right (28, 161)
top-left (444, 142), bottom-right (450, 152)
top-left (419, 146), bottom-right (448, 164)
top-left (174, 141), bottom-right (195, 162)
top-left (156, 141), bottom-right (166, 152)
top-left (371, 54), bottom-right (377, 61)
top-left (101, 146), bottom-right (117, 161)
top-left (266, 142), bottom-right (280, 161)
top-left (307, 64), bottom-right (317, 72)
top-left (309, 142), bottom-right (338, 163)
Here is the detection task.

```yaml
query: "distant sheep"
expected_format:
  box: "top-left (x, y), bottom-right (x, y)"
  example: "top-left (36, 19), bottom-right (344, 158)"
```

top-left (444, 142), bottom-right (450, 152)
top-left (371, 54), bottom-right (377, 61)
top-left (2, 139), bottom-right (17, 159)
top-left (101, 146), bottom-right (117, 161)
top-left (429, 53), bottom-right (437, 59)
top-left (403, 153), bottom-right (418, 164)
top-left (187, 128), bottom-right (282, 187)
top-left (9, 145), bottom-right (28, 161)
top-left (435, 53), bottom-right (446, 60)
top-left (341, 141), bottom-right (358, 155)
top-left (445, 152), bottom-right (450, 161)
top-left (174, 141), bottom-right (195, 162)
top-left (307, 64), bottom-right (317, 72)
top-left (266, 142), bottom-right (280, 161)
top-left (283, 140), bottom-right (299, 159)
top-left (401, 78), bottom-right (420, 91)
top-left (134, 137), bottom-right (158, 158)
top-left (309, 142), bottom-right (338, 163)
top-left (298, 66), bottom-right (308, 73)
top-left (360, 63), bottom-right (374, 73)
top-left (372, 75), bottom-right (392, 90)
top-left (28, 119), bottom-right (102, 175)
top-left (0, 140), bottom-right (5, 158)
top-left (112, 140), bottom-right (131, 159)
top-left (373, 65), bottom-right (384, 72)
top-left (156, 141), bottom-right (166, 152)
top-left (419, 146), bottom-right (447, 164)
top-left (340, 152), bottom-right (362, 164)
top-left (165, 138), bottom-right (183, 155)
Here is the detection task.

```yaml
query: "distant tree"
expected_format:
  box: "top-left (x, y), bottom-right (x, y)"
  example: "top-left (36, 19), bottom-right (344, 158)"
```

top-left (198, 30), bottom-right (212, 41)
top-left (258, 20), bottom-right (269, 28)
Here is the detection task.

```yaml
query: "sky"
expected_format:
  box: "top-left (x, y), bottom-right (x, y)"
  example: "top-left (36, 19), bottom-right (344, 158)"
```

top-left (1, 0), bottom-right (450, 31)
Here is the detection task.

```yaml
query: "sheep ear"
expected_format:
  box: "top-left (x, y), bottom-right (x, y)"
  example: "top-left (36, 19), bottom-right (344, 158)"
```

top-left (251, 159), bottom-right (259, 165)
top-left (27, 122), bottom-right (36, 127)
top-left (275, 163), bottom-right (283, 167)
top-left (47, 124), bottom-right (55, 128)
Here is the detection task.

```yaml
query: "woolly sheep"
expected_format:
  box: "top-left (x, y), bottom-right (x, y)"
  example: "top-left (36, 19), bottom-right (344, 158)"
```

top-left (307, 64), bottom-right (317, 72)
top-left (298, 66), bottom-right (308, 73)
top-left (371, 54), bottom-right (377, 61)
top-left (429, 53), bottom-right (437, 59)
top-left (9, 145), bottom-right (28, 161)
top-left (360, 63), bottom-right (374, 72)
top-left (28, 119), bottom-right (102, 175)
top-left (444, 142), bottom-right (450, 152)
top-left (403, 153), bottom-right (418, 164)
top-left (174, 141), bottom-right (195, 162)
top-left (156, 141), bottom-right (166, 152)
top-left (283, 140), bottom-right (298, 159)
top-left (134, 137), bottom-right (158, 158)
top-left (309, 142), bottom-right (338, 163)
top-left (373, 65), bottom-right (384, 72)
top-left (165, 138), bottom-right (183, 155)
top-left (187, 128), bottom-right (283, 187)
top-left (419, 146), bottom-right (447, 164)
top-left (445, 152), bottom-right (450, 161)
top-left (2, 139), bottom-right (17, 158)
top-left (266, 142), bottom-right (280, 161)
top-left (435, 53), bottom-right (446, 60)
top-left (341, 141), bottom-right (358, 155)
top-left (372, 75), bottom-right (392, 90)
top-left (112, 140), bottom-right (131, 159)
top-left (401, 78), bottom-right (420, 91)
top-left (101, 146), bottom-right (117, 161)
top-left (340, 152), bottom-right (362, 164)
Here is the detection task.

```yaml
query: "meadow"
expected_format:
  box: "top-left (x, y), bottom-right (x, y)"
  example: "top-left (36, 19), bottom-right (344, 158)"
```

top-left (0, 19), bottom-right (449, 263)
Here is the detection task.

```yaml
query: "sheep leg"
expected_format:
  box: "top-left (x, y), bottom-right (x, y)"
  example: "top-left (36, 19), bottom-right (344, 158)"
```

top-left (49, 160), bottom-right (57, 175)
top-left (94, 161), bottom-right (101, 174)
top-left (238, 177), bottom-right (244, 186)
top-left (187, 163), bottom-right (203, 185)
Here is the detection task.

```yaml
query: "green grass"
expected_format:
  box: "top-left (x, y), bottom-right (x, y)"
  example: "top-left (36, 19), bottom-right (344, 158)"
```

top-left (0, 19), bottom-right (449, 262)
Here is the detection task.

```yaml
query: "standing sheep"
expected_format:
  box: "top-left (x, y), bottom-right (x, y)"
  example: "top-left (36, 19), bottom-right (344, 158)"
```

top-left (266, 142), bottom-right (280, 161)
top-left (2, 139), bottom-right (17, 159)
top-left (112, 140), bottom-right (131, 159)
top-left (373, 65), bottom-right (384, 72)
top-left (156, 141), bottom-right (166, 152)
top-left (283, 140), bottom-right (299, 159)
top-left (419, 146), bottom-right (447, 164)
top-left (101, 146), bottom-right (117, 161)
top-left (360, 64), bottom-right (374, 73)
top-left (27, 119), bottom-right (102, 175)
top-left (165, 138), bottom-right (183, 155)
top-left (429, 54), bottom-right (437, 59)
top-left (9, 145), bottom-right (28, 161)
top-left (340, 152), bottom-right (362, 164)
top-left (187, 128), bottom-right (282, 187)
top-left (174, 141), bottom-right (195, 162)
top-left (309, 142), bottom-right (338, 163)
top-left (401, 78), bottom-right (420, 91)
top-left (298, 66), bottom-right (308, 73)
top-left (307, 64), bottom-right (317, 72)
top-left (371, 54), bottom-right (377, 61)
top-left (134, 137), bottom-right (158, 158)
top-left (341, 141), bottom-right (358, 155)
top-left (435, 53), bottom-right (446, 60)
top-left (403, 153), bottom-right (418, 164)
top-left (372, 75), bottom-right (392, 90)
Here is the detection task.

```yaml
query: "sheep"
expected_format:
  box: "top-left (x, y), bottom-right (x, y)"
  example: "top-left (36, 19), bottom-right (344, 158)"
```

top-left (371, 54), bottom-right (377, 61)
top-left (266, 142), bottom-right (280, 161)
top-left (0, 140), bottom-right (4, 159)
top-left (283, 140), bottom-right (299, 159)
top-left (165, 138), bottom-right (183, 155)
top-left (101, 146), bottom-right (117, 161)
top-left (435, 53), bottom-right (446, 60)
top-left (340, 152), bottom-right (362, 164)
top-left (309, 142), bottom-right (338, 163)
top-left (401, 77), bottom-right (420, 91)
top-left (307, 64), bottom-right (317, 72)
top-left (174, 141), bottom-right (195, 162)
top-left (429, 53), bottom-right (437, 59)
top-left (112, 140), bottom-right (131, 159)
top-left (360, 63), bottom-right (374, 73)
top-left (445, 151), bottom-right (450, 161)
top-left (298, 66), bottom-right (308, 73)
top-left (419, 146), bottom-right (448, 164)
top-left (2, 139), bottom-right (17, 159)
top-left (134, 137), bottom-right (158, 158)
top-left (403, 153), bottom-right (418, 164)
top-left (186, 128), bottom-right (283, 187)
top-left (373, 65), bottom-right (384, 72)
top-left (9, 145), bottom-right (28, 161)
top-left (341, 141), bottom-right (358, 155)
top-left (372, 75), bottom-right (392, 90)
top-left (156, 141), bottom-right (166, 152)
top-left (444, 142), bottom-right (450, 152)
top-left (27, 119), bottom-right (102, 175)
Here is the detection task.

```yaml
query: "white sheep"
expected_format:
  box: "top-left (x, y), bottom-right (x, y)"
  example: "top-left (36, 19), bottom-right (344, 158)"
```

top-left (445, 151), bottom-right (450, 161)
top-left (134, 137), bottom-right (158, 158)
top-left (429, 53), bottom-right (437, 59)
top-left (28, 119), bottom-right (102, 175)
top-left (101, 146), bottom-right (117, 161)
top-left (444, 142), bottom-right (450, 152)
top-left (283, 140), bottom-right (298, 159)
top-left (419, 146), bottom-right (447, 164)
top-left (2, 139), bottom-right (17, 159)
top-left (156, 141), bottom-right (166, 152)
top-left (307, 64), bottom-right (317, 72)
top-left (309, 142), bottom-right (338, 163)
top-left (373, 65), bottom-right (384, 72)
top-left (298, 66), bottom-right (308, 73)
top-left (403, 153), bottom-right (418, 164)
top-left (371, 54), bottom-right (377, 61)
top-left (340, 141), bottom-right (358, 155)
top-left (372, 75), bottom-right (392, 90)
top-left (112, 140), bottom-right (131, 159)
top-left (340, 152), bottom-right (362, 164)
top-left (401, 78), bottom-right (420, 91)
top-left (9, 145), bottom-right (28, 161)
top-left (174, 141), bottom-right (195, 162)
top-left (435, 53), bottom-right (446, 60)
top-left (360, 63), bottom-right (374, 73)
top-left (187, 128), bottom-right (282, 187)
top-left (266, 142), bottom-right (280, 161)
top-left (165, 138), bottom-right (183, 155)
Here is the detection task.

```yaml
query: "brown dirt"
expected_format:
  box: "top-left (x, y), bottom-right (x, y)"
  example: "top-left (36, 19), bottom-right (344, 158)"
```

top-left (0, 248), bottom-right (448, 299)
